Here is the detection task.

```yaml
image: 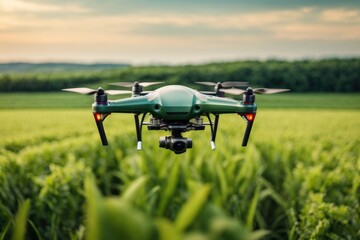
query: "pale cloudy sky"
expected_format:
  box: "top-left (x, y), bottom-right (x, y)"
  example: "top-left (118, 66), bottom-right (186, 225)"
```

top-left (0, 0), bottom-right (359, 64)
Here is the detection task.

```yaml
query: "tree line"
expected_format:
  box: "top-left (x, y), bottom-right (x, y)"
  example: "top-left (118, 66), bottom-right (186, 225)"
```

top-left (0, 58), bottom-right (359, 92)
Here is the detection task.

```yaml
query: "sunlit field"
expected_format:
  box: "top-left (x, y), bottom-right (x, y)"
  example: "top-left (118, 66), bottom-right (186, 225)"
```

top-left (1, 0), bottom-right (359, 238)
top-left (1, 93), bottom-right (360, 109)
top-left (1, 106), bottom-right (359, 239)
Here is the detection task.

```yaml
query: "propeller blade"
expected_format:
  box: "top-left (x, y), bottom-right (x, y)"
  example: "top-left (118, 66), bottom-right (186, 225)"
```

top-left (253, 88), bottom-right (290, 94)
top-left (195, 82), bottom-right (217, 86)
top-left (220, 88), bottom-right (247, 95)
top-left (62, 87), bottom-right (131, 95)
top-left (109, 82), bottom-right (134, 87)
top-left (62, 87), bottom-right (97, 95)
top-left (105, 90), bottom-right (132, 95)
top-left (109, 82), bottom-right (164, 87)
top-left (139, 82), bottom-right (164, 87)
top-left (195, 81), bottom-right (248, 87)
top-left (199, 91), bottom-right (217, 96)
top-left (221, 81), bottom-right (249, 87)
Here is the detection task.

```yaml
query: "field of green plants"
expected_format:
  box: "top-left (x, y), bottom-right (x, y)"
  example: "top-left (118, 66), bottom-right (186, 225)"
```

top-left (0, 59), bottom-right (359, 239)
top-left (1, 104), bottom-right (359, 239)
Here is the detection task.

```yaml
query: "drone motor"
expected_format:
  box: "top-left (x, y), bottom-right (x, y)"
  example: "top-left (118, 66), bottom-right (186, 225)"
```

top-left (94, 87), bottom-right (107, 104)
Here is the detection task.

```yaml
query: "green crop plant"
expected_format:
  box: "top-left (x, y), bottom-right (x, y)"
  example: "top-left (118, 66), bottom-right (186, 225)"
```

top-left (0, 109), bottom-right (359, 239)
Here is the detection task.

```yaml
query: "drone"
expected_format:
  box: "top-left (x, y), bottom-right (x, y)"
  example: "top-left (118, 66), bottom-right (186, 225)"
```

top-left (62, 81), bottom-right (289, 154)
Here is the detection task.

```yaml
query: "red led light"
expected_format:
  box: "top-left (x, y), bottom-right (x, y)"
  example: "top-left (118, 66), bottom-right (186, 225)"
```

top-left (95, 113), bottom-right (101, 121)
top-left (245, 113), bottom-right (255, 121)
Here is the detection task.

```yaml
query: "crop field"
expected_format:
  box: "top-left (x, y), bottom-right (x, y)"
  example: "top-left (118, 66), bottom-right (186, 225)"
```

top-left (0, 96), bottom-right (359, 239)
top-left (1, 93), bottom-right (360, 109)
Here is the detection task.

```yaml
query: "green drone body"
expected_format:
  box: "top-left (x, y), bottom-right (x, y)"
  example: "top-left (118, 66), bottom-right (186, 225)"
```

top-left (93, 85), bottom-right (256, 118)
top-left (63, 82), bottom-right (288, 154)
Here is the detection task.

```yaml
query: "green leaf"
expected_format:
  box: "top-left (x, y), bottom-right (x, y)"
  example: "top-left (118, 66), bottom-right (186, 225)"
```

top-left (157, 160), bottom-right (181, 215)
top-left (246, 229), bottom-right (270, 240)
top-left (28, 220), bottom-right (42, 240)
top-left (155, 219), bottom-right (182, 240)
top-left (101, 198), bottom-right (152, 240)
top-left (11, 199), bottom-right (30, 240)
top-left (121, 176), bottom-right (148, 203)
top-left (216, 162), bottom-right (228, 203)
top-left (175, 184), bottom-right (212, 232)
top-left (0, 220), bottom-right (11, 240)
top-left (84, 174), bottom-right (103, 240)
top-left (246, 185), bottom-right (260, 230)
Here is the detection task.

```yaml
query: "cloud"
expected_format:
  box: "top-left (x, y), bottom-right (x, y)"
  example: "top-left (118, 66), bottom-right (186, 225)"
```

top-left (272, 23), bottom-right (360, 40)
top-left (0, 0), bottom-right (92, 13)
top-left (19, 0), bottom-right (360, 15)
top-left (1, 5), bottom-right (360, 39)
top-left (0, 1), bottom-right (359, 63)
top-left (321, 8), bottom-right (360, 23)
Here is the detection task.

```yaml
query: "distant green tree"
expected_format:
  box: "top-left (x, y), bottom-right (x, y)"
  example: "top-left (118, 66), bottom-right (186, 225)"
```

top-left (0, 59), bottom-right (359, 92)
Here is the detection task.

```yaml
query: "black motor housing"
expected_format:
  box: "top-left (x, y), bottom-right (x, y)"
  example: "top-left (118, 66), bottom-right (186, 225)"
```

top-left (94, 87), bottom-right (107, 104)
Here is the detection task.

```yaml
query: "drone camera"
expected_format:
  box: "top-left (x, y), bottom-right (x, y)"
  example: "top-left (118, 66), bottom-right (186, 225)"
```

top-left (159, 136), bottom-right (192, 154)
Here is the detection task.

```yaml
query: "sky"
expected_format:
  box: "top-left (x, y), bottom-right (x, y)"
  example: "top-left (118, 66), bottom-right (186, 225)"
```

top-left (0, 0), bottom-right (359, 64)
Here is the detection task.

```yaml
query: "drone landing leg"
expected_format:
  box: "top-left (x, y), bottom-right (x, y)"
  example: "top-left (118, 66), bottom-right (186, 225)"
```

top-left (211, 114), bottom-right (219, 149)
top-left (241, 113), bottom-right (256, 146)
top-left (206, 114), bottom-right (219, 150)
top-left (242, 121), bottom-right (253, 146)
top-left (134, 114), bottom-right (142, 150)
top-left (93, 113), bottom-right (109, 146)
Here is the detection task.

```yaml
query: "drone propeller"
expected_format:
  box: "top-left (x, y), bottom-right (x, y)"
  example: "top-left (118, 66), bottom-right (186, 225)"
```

top-left (221, 87), bottom-right (290, 95)
top-left (196, 81), bottom-right (249, 88)
top-left (109, 81), bottom-right (164, 95)
top-left (62, 87), bottom-right (131, 95)
top-left (109, 81), bottom-right (164, 88)
top-left (252, 88), bottom-right (290, 94)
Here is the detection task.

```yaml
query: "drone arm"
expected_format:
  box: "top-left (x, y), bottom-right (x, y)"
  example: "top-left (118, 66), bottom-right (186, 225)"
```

top-left (93, 112), bottom-right (109, 145)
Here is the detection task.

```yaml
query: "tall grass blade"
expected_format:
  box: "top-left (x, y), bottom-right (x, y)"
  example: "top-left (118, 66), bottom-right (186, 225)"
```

top-left (246, 229), bottom-right (270, 240)
top-left (246, 185), bottom-right (260, 230)
top-left (175, 184), bottom-right (212, 232)
top-left (0, 220), bottom-right (11, 240)
top-left (100, 198), bottom-right (152, 240)
top-left (84, 174), bottom-right (103, 240)
top-left (121, 176), bottom-right (148, 203)
top-left (157, 160), bottom-right (181, 215)
top-left (11, 199), bottom-right (30, 240)
top-left (28, 220), bottom-right (42, 240)
top-left (155, 219), bottom-right (182, 240)
top-left (216, 162), bottom-right (228, 203)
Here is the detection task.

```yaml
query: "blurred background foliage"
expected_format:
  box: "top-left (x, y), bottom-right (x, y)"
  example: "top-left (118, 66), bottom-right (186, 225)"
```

top-left (0, 58), bottom-right (359, 93)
